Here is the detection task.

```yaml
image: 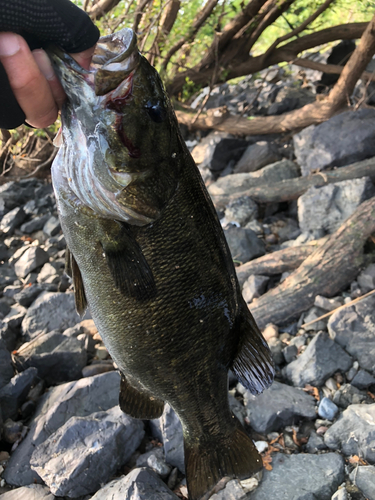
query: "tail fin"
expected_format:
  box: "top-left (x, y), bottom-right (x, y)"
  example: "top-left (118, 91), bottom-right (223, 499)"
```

top-left (184, 420), bottom-right (262, 500)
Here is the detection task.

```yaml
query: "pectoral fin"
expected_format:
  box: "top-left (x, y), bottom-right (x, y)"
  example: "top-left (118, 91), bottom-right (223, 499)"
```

top-left (231, 302), bottom-right (274, 395)
top-left (120, 373), bottom-right (164, 419)
top-left (100, 221), bottom-right (156, 301)
top-left (70, 250), bottom-right (88, 316)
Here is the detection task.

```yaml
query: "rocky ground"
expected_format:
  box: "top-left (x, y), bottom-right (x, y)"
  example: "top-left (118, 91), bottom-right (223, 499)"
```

top-left (1, 55), bottom-right (375, 500)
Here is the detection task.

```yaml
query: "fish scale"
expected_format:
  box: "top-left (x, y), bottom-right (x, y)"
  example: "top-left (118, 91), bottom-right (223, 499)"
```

top-left (49, 27), bottom-right (274, 500)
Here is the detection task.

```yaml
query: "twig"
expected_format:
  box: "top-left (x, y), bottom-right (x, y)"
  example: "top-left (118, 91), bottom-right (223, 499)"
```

top-left (301, 289), bottom-right (375, 329)
top-left (24, 149), bottom-right (57, 178)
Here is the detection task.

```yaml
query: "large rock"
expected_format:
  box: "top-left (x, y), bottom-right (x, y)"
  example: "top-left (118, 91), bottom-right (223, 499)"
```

top-left (243, 381), bottom-right (316, 434)
top-left (332, 384), bottom-right (368, 408)
top-left (328, 294), bottom-right (375, 374)
top-left (349, 465), bottom-right (375, 500)
top-left (293, 109), bottom-right (375, 176)
top-left (89, 468), bottom-right (179, 500)
top-left (297, 177), bottom-right (375, 234)
top-left (14, 246), bottom-right (49, 278)
top-left (224, 196), bottom-right (258, 226)
top-left (192, 132), bottom-right (249, 172)
top-left (234, 141), bottom-right (281, 173)
top-left (14, 331), bottom-right (87, 384)
top-left (0, 339), bottom-right (13, 390)
top-left (324, 404), bottom-right (375, 463)
top-left (0, 207), bottom-right (26, 235)
top-left (283, 332), bottom-right (352, 387)
top-left (208, 160), bottom-right (300, 197)
top-left (31, 406), bottom-right (144, 497)
top-left (0, 367), bottom-right (38, 420)
top-left (21, 292), bottom-right (81, 340)
top-left (224, 225), bottom-right (265, 264)
top-left (249, 453), bottom-right (344, 500)
top-left (2, 371), bottom-right (121, 486)
top-left (0, 484), bottom-right (55, 500)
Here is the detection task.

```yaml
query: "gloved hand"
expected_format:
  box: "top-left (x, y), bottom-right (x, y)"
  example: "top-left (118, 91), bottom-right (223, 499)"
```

top-left (0, 0), bottom-right (100, 129)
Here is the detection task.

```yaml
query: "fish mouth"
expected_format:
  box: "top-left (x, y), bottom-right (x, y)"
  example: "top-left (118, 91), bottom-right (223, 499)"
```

top-left (48, 28), bottom-right (140, 97)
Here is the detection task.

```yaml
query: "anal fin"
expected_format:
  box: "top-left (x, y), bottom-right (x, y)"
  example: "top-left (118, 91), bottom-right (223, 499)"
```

top-left (231, 303), bottom-right (274, 395)
top-left (120, 373), bottom-right (164, 419)
top-left (70, 250), bottom-right (88, 317)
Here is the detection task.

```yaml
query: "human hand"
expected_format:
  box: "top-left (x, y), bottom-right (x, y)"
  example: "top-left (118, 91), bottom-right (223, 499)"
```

top-left (0, 0), bottom-right (100, 130)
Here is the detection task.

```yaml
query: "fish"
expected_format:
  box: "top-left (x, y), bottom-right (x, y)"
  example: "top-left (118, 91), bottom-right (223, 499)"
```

top-left (48, 28), bottom-right (274, 500)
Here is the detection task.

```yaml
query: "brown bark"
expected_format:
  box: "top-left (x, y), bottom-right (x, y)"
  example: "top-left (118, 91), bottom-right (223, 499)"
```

top-left (249, 196), bottom-right (375, 329)
top-left (132, 0), bottom-right (154, 33)
top-left (168, 22), bottom-right (367, 96)
top-left (147, 0), bottom-right (181, 66)
top-left (236, 243), bottom-right (322, 287)
top-left (291, 57), bottom-right (375, 81)
top-left (87, 0), bottom-right (122, 19)
top-left (209, 157), bottom-right (375, 207)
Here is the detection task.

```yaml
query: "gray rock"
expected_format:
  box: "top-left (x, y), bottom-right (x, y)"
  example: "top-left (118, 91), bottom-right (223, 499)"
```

top-left (31, 406), bottom-right (144, 497)
top-left (351, 369), bottom-right (375, 390)
top-left (43, 217), bottom-right (61, 237)
top-left (357, 263), bottom-right (375, 292)
top-left (0, 181), bottom-right (35, 212)
top-left (210, 479), bottom-right (249, 499)
top-left (244, 381), bottom-right (316, 434)
top-left (193, 132), bottom-right (249, 172)
top-left (224, 225), bottom-right (265, 264)
top-left (20, 215), bottom-right (50, 234)
top-left (301, 306), bottom-right (328, 332)
top-left (298, 177), bottom-right (375, 234)
top-left (0, 367), bottom-right (38, 420)
top-left (13, 284), bottom-right (44, 307)
top-left (36, 263), bottom-right (60, 284)
top-left (349, 465), bottom-right (375, 500)
top-left (89, 468), bottom-right (179, 500)
top-left (0, 319), bottom-right (18, 351)
top-left (224, 196), bottom-right (258, 226)
top-left (324, 404), bottom-right (375, 462)
top-left (15, 331), bottom-right (87, 384)
top-left (22, 292), bottom-right (81, 340)
top-left (234, 141), bottom-right (281, 174)
top-left (331, 488), bottom-right (349, 500)
top-left (3, 371), bottom-right (121, 486)
top-left (328, 294), bottom-right (375, 374)
top-left (0, 339), bottom-right (13, 390)
top-left (332, 384), bottom-right (367, 408)
top-left (267, 337), bottom-right (285, 366)
top-left (161, 404), bottom-right (184, 473)
top-left (14, 247), bottom-right (49, 279)
top-left (283, 332), bottom-right (352, 387)
top-left (0, 207), bottom-right (26, 235)
top-left (282, 343), bottom-right (298, 363)
top-left (242, 275), bottom-right (269, 303)
top-left (293, 109), bottom-right (375, 176)
top-left (0, 484), bottom-right (55, 500)
top-left (2, 418), bottom-right (25, 443)
top-left (306, 430), bottom-right (327, 453)
top-left (318, 397), bottom-right (339, 420)
top-left (147, 453), bottom-right (171, 479)
top-left (249, 453), bottom-right (344, 500)
top-left (314, 295), bottom-right (343, 312)
top-left (136, 447), bottom-right (165, 467)
top-left (208, 160), bottom-right (299, 198)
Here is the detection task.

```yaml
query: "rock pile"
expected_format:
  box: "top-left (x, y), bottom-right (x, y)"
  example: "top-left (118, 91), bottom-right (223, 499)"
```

top-left (1, 57), bottom-right (375, 500)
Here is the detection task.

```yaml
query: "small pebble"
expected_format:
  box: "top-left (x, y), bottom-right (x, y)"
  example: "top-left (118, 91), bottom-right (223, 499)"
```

top-left (262, 323), bottom-right (278, 341)
top-left (318, 397), bottom-right (339, 420)
top-left (254, 441), bottom-right (268, 453)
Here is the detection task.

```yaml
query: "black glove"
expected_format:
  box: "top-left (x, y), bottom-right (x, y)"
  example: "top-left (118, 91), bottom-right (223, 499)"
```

top-left (0, 0), bottom-right (100, 129)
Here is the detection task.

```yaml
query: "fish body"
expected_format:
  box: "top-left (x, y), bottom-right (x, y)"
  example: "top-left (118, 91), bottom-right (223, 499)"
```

top-left (50, 29), bottom-right (274, 500)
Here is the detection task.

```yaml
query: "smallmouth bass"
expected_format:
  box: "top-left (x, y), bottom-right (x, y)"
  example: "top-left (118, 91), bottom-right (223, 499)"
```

top-left (49, 28), bottom-right (274, 500)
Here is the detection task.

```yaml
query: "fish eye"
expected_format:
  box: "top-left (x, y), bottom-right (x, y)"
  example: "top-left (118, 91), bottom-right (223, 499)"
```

top-left (145, 101), bottom-right (167, 123)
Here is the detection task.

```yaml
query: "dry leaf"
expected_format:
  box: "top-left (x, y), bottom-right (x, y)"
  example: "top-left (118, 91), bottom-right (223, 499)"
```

top-left (303, 384), bottom-right (320, 401)
top-left (262, 453), bottom-right (273, 471)
top-left (349, 455), bottom-right (367, 465)
top-left (368, 391), bottom-right (375, 400)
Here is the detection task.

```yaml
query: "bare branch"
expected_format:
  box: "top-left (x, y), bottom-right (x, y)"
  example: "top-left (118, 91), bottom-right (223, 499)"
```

top-left (87, 0), bottom-right (122, 20)
top-left (161, 0), bottom-right (220, 71)
top-left (291, 56), bottom-right (375, 81)
top-left (132, 0), bottom-right (153, 33)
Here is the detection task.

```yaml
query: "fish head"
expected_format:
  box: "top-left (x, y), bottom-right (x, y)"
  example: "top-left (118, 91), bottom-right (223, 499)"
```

top-left (49, 28), bottom-right (184, 225)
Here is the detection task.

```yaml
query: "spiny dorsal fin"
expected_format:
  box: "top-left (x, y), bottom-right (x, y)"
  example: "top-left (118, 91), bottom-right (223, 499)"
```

top-left (119, 373), bottom-right (164, 419)
top-left (231, 301), bottom-right (274, 395)
top-left (101, 222), bottom-right (156, 301)
top-left (70, 251), bottom-right (88, 317)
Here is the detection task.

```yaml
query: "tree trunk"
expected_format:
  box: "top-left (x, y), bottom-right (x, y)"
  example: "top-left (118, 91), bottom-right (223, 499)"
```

top-left (249, 196), bottom-right (375, 329)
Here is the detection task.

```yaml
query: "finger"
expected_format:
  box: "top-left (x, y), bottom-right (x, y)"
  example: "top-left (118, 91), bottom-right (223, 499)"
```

top-left (71, 45), bottom-right (96, 70)
top-left (0, 33), bottom-right (58, 128)
top-left (32, 49), bottom-right (66, 109)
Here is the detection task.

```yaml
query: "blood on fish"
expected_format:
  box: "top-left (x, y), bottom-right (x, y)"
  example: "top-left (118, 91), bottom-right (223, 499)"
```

top-left (115, 115), bottom-right (141, 158)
